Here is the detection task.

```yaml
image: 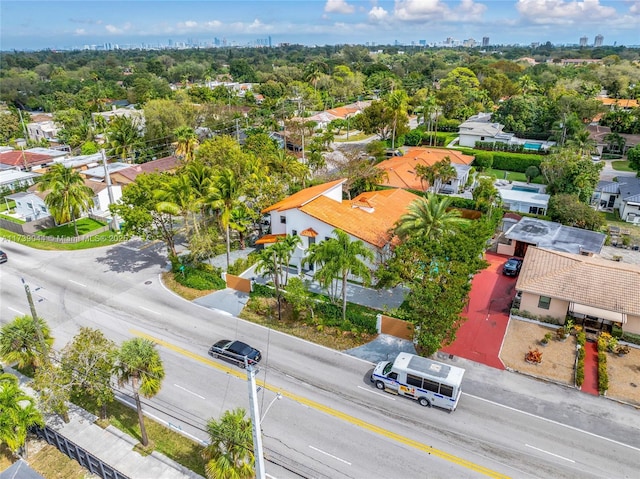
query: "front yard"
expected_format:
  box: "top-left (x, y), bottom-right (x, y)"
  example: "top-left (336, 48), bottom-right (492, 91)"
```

top-left (500, 318), bottom-right (640, 406)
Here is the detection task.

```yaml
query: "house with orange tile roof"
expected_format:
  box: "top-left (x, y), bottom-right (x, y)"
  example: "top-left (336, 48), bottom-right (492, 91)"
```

top-left (516, 247), bottom-right (640, 335)
top-left (260, 178), bottom-right (421, 274)
top-left (376, 147), bottom-right (474, 193)
top-left (0, 149), bottom-right (58, 171)
top-left (598, 97), bottom-right (639, 111)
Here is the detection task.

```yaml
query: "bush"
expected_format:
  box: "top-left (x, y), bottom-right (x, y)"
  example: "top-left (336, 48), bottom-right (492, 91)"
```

top-left (174, 264), bottom-right (225, 290)
top-left (576, 346), bottom-right (585, 387)
top-left (597, 352), bottom-right (608, 394)
top-left (492, 152), bottom-right (544, 172)
top-left (576, 330), bottom-right (586, 347)
top-left (473, 151), bottom-right (494, 171)
top-left (227, 252), bottom-right (260, 275)
top-left (404, 129), bottom-right (423, 146)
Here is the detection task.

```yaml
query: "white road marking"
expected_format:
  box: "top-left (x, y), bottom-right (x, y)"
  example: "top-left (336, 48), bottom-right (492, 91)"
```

top-left (465, 393), bottom-right (640, 452)
top-left (309, 445), bottom-right (351, 465)
top-left (358, 385), bottom-right (396, 400)
top-left (8, 307), bottom-right (24, 315)
top-left (174, 384), bottom-right (205, 400)
top-left (139, 306), bottom-right (161, 315)
top-left (525, 444), bottom-right (575, 463)
top-left (68, 279), bottom-right (86, 287)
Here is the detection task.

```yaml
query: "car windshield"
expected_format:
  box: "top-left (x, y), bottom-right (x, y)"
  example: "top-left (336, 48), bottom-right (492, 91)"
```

top-left (382, 362), bottom-right (393, 375)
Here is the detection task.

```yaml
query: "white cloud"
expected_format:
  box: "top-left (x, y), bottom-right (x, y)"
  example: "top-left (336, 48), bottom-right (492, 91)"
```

top-left (629, 1), bottom-right (640, 15)
top-left (73, 29), bottom-right (86, 36)
top-left (394, 0), bottom-right (450, 21)
top-left (452, 0), bottom-right (488, 21)
top-left (324, 0), bottom-right (356, 14)
top-left (105, 24), bottom-right (122, 34)
top-left (515, 0), bottom-right (618, 24)
top-left (368, 6), bottom-right (389, 22)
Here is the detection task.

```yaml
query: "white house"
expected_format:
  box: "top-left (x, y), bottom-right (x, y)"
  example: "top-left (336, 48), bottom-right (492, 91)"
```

top-left (458, 113), bottom-right (513, 148)
top-left (496, 184), bottom-right (550, 215)
top-left (5, 191), bottom-right (49, 222)
top-left (593, 178), bottom-right (640, 224)
top-left (27, 120), bottom-right (61, 143)
top-left (0, 169), bottom-right (40, 190)
top-left (260, 179), bottom-right (422, 275)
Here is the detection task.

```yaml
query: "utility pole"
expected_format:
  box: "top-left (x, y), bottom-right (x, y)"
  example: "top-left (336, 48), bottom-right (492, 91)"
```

top-left (101, 149), bottom-right (120, 231)
top-left (246, 361), bottom-right (266, 479)
top-left (235, 118), bottom-right (240, 143)
top-left (21, 278), bottom-right (49, 363)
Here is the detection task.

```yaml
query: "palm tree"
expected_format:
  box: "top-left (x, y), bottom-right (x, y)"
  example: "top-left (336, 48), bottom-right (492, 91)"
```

top-left (0, 315), bottom-right (53, 370)
top-left (433, 157), bottom-right (458, 193)
top-left (202, 407), bottom-right (254, 479)
top-left (394, 194), bottom-right (467, 242)
top-left (38, 163), bottom-right (95, 237)
top-left (386, 89), bottom-right (409, 150)
top-left (155, 173), bottom-right (198, 236)
top-left (0, 373), bottom-right (44, 457)
top-left (304, 229), bottom-right (374, 321)
top-left (174, 126), bottom-right (199, 162)
top-left (568, 130), bottom-right (597, 158)
top-left (208, 168), bottom-right (241, 269)
top-left (229, 205), bottom-right (256, 250)
top-left (114, 338), bottom-right (165, 447)
top-left (414, 163), bottom-right (438, 192)
top-left (106, 115), bottom-right (142, 162)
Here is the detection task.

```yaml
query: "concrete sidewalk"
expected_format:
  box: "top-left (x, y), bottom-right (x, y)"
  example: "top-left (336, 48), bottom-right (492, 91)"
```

top-left (10, 367), bottom-right (203, 479)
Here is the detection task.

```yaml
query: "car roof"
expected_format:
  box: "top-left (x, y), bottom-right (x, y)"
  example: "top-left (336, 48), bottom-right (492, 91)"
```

top-left (229, 340), bottom-right (253, 353)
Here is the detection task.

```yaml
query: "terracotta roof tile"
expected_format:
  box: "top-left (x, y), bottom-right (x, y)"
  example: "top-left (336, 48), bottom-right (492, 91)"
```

top-left (0, 151), bottom-right (52, 167)
top-left (299, 188), bottom-right (421, 248)
top-left (516, 247), bottom-right (640, 315)
top-left (255, 233), bottom-right (286, 245)
top-left (376, 148), bottom-right (473, 190)
top-left (113, 156), bottom-right (179, 183)
top-left (262, 179), bottom-right (346, 213)
top-left (300, 228), bottom-right (318, 237)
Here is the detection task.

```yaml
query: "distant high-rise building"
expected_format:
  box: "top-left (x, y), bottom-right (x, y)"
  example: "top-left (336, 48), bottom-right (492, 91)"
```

top-left (482, 36), bottom-right (490, 47)
top-left (594, 34), bottom-right (604, 47)
top-left (268, 36), bottom-right (272, 48)
top-left (579, 36), bottom-right (588, 47)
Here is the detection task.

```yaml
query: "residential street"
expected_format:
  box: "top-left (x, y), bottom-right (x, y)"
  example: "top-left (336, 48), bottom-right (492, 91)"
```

top-left (1, 238), bottom-right (640, 478)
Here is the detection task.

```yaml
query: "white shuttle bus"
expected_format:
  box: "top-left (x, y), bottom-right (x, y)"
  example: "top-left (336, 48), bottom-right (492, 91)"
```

top-left (370, 352), bottom-right (465, 411)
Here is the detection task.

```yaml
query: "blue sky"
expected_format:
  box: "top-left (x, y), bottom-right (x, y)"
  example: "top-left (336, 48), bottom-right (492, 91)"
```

top-left (1, 0), bottom-right (639, 50)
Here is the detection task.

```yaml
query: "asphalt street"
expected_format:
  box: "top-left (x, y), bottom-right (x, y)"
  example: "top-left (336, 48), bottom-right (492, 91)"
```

top-left (1, 238), bottom-right (640, 478)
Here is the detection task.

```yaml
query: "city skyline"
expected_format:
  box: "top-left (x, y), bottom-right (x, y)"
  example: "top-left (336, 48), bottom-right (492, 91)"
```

top-left (1, 0), bottom-right (638, 51)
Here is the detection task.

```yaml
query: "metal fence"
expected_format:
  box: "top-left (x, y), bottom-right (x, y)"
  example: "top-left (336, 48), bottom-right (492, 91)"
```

top-left (32, 425), bottom-right (131, 479)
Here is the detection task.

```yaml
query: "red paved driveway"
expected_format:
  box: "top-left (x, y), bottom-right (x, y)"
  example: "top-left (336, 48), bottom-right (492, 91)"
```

top-left (441, 253), bottom-right (516, 370)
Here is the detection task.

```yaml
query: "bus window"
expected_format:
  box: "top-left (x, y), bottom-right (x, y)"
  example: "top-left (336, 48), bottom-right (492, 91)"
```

top-left (407, 374), bottom-right (422, 387)
top-left (422, 379), bottom-right (439, 393)
top-left (440, 384), bottom-right (454, 398)
top-left (388, 372), bottom-right (398, 380)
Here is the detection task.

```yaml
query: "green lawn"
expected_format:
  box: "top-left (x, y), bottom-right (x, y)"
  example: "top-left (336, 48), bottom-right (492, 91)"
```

top-left (72, 394), bottom-right (206, 476)
top-left (0, 213), bottom-right (25, 224)
top-left (611, 160), bottom-right (635, 172)
top-left (483, 168), bottom-right (545, 184)
top-left (0, 227), bottom-right (126, 250)
top-left (34, 218), bottom-right (107, 237)
top-left (0, 200), bottom-right (16, 212)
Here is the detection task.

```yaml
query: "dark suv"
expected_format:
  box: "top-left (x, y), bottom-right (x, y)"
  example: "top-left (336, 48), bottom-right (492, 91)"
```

top-left (208, 340), bottom-right (262, 368)
top-left (0, 250), bottom-right (7, 263)
top-left (502, 257), bottom-right (523, 276)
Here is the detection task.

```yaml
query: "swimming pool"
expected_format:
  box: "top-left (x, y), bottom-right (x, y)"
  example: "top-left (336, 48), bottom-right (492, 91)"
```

top-left (512, 185), bottom-right (540, 193)
top-left (523, 142), bottom-right (542, 150)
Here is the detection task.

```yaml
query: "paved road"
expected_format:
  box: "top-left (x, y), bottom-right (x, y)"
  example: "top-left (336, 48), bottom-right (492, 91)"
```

top-left (2, 239), bottom-right (640, 478)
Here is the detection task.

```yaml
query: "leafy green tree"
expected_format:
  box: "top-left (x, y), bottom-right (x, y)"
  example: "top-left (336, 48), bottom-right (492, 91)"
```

top-left (32, 359), bottom-right (71, 423)
top-left (541, 150), bottom-right (603, 203)
top-left (0, 110), bottom-right (21, 144)
top-left (155, 172), bottom-right (198, 237)
top-left (284, 277), bottom-right (314, 320)
top-left (305, 229), bottom-right (374, 321)
top-left (61, 327), bottom-right (116, 420)
top-left (114, 338), bottom-right (165, 447)
top-left (202, 407), bottom-right (254, 479)
top-left (472, 176), bottom-right (500, 212)
top-left (547, 194), bottom-right (605, 231)
top-left (0, 315), bottom-right (53, 370)
top-left (38, 163), bottom-right (94, 236)
top-left (0, 373), bottom-right (44, 456)
top-left (394, 194), bottom-right (466, 242)
top-left (110, 173), bottom-right (178, 257)
top-left (525, 165), bottom-right (540, 183)
top-left (627, 144), bottom-right (640, 175)
top-left (107, 115), bottom-right (143, 161)
top-left (352, 100), bottom-right (395, 141)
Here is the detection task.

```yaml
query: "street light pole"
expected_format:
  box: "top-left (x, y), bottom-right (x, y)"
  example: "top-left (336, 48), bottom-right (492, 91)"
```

top-left (246, 361), bottom-right (266, 479)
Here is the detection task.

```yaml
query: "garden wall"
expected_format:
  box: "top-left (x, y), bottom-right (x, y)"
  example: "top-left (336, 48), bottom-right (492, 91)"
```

top-left (377, 313), bottom-right (414, 340)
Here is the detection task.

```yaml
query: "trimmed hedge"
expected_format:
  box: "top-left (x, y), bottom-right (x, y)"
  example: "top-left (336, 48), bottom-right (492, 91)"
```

top-left (576, 346), bottom-right (586, 387)
top-left (492, 152), bottom-right (544, 173)
top-left (597, 351), bottom-right (608, 394)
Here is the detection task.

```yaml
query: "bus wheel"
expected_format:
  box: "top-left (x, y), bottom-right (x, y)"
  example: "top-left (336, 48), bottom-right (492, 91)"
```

top-left (418, 397), bottom-right (431, 407)
top-left (375, 381), bottom-right (385, 390)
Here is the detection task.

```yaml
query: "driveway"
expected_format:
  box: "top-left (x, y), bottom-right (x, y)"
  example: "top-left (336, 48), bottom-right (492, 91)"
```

top-left (440, 253), bottom-right (515, 370)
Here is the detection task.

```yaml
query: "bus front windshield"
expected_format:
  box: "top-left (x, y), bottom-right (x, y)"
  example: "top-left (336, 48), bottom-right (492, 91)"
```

top-left (382, 362), bottom-right (393, 375)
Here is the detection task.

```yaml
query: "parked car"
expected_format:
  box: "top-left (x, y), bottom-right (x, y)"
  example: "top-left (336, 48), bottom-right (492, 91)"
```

top-left (0, 250), bottom-right (7, 263)
top-left (502, 257), bottom-right (523, 276)
top-left (208, 340), bottom-right (262, 368)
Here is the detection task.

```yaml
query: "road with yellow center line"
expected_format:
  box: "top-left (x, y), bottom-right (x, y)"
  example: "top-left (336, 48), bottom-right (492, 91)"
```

top-left (132, 329), bottom-right (511, 479)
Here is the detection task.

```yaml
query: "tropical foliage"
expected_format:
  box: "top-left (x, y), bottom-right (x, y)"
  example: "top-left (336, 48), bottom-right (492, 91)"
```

top-left (0, 373), bottom-right (44, 455)
top-left (202, 407), bottom-right (254, 479)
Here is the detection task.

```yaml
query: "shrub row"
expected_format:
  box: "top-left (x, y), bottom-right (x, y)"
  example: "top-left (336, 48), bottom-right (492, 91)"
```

top-left (576, 347), bottom-right (586, 387)
top-left (612, 325), bottom-right (640, 346)
top-left (597, 352), bottom-right (608, 394)
top-left (474, 141), bottom-right (548, 155)
top-left (227, 252), bottom-right (260, 276)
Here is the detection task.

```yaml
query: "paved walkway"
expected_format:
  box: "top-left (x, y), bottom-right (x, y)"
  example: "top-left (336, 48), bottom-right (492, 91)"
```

top-left (9, 367), bottom-right (203, 479)
top-left (440, 253), bottom-right (513, 370)
top-left (582, 342), bottom-right (599, 396)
